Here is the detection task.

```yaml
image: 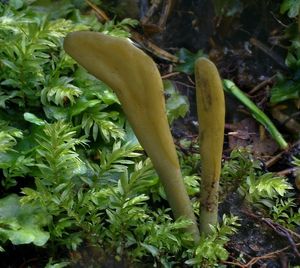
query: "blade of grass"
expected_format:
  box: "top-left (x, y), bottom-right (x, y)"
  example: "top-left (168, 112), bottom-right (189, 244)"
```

top-left (223, 79), bottom-right (288, 150)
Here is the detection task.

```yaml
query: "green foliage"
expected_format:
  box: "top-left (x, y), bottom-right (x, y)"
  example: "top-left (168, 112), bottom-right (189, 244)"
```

top-left (164, 80), bottom-right (190, 124)
top-left (133, 213), bottom-right (193, 267)
top-left (80, 103), bottom-right (125, 142)
top-left (0, 120), bottom-right (23, 153)
top-left (34, 121), bottom-right (87, 182)
top-left (270, 75), bottom-right (300, 104)
top-left (293, 156), bottom-right (300, 165)
top-left (96, 141), bottom-right (143, 175)
top-left (0, 1), bottom-right (131, 143)
top-left (98, 17), bottom-right (139, 37)
top-left (41, 76), bottom-right (82, 106)
top-left (270, 0), bottom-right (300, 104)
top-left (221, 147), bottom-right (261, 191)
top-left (45, 259), bottom-right (70, 268)
top-left (175, 48), bottom-right (205, 75)
top-left (222, 147), bottom-right (299, 232)
top-left (222, 148), bottom-right (292, 204)
top-left (0, 0), bottom-right (143, 254)
top-left (19, 122), bottom-right (153, 250)
top-left (0, 5), bottom-right (82, 107)
top-left (242, 172), bottom-right (292, 207)
top-left (0, 194), bottom-right (50, 247)
top-left (0, 120), bottom-right (34, 188)
top-left (185, 215), bottom-right (240, 267)
top-left (270, 198), bottom-right (300, 229)
top-left (280, 0), bottom-right (300, 18)
top-left (270, 46), bottom-right (300, 104)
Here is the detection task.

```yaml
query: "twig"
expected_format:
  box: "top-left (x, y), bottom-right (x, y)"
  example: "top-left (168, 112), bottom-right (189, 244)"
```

top-left (86, 0), bottom-right (179, 63)
top-left (141, 0), bottom-right (162, 25)
top-left (250, 38), bottom-right (288, 70)
top-left (263, 219), bottom-right (300, 257)
top-left (276, 167), bottom-right (296, 176)
top-left (172, 80), bottom-right (195, 89)
top-left (265, 140), bottom-right (300, 168)
top-left (223, 243), bottom-right (300, 267)
top-left (85, 0), bottom-right (109, 22)
top-left (161, 72), bottom-right (180, 79)
top-left (158, 0), bottom-right (175, 29)
top-left (248, 75), bottom-right (276, 95)
top-left (130, 31), bottom-right (179, 62)
top-left (243, 210), bottom-right (300, 257)
top-left (282, 111), bottom-right (300, 126)
top-left (265, 150), bottom-right (285, 168)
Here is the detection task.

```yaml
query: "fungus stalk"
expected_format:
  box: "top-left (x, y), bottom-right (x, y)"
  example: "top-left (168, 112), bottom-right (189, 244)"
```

top-left (64, 31), bottom-right (200, 241)
top-left (195, 58), bottom-right (225, 234)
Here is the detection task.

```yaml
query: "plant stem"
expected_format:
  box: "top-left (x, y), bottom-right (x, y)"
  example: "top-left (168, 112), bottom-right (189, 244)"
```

top-left (223, 79), bottom-right (288, 150)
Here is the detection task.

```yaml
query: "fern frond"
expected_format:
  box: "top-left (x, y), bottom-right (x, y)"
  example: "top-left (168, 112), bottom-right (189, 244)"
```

top-left (41, 76), bottom-right (82, 106)
top-left (98, 141), bottom-right (142, 173)
top-left (35, 121), bottom-right (87, 183)
top-left (269, 198), bottom-right (300, 229)
top-left (247, 173), bottom-right (292, 199)
top-left (81, 106), bottom-right (125, 142)
top-left (292, 157), bottom-right (300, 167)
top-left (0, 121), bottom-right (23, 152)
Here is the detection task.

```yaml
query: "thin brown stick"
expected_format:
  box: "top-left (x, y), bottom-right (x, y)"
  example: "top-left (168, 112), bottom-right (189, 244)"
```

top-left (248, 74), bottom-right (276, 95)
top-left (223, 243), bottom-right (300, 267)
top-left (265, 150), bottom-right (285, 168)
top-left (85, 0), bottom-right (110, 22)
top-left (141, 0), bottom-right (162, 25)
top-left (266, 140), bottom-right (300, 168)
top-left (85, 0), bottom-right (179, 63)
top-left (161, 72), bottom-right (180, 79)
top-left (276, 167), bottom-right (296, 176)
top-left (250, 38), bottom-right (287, 70)
top-left (243, 210), bottom-right (300, 258)
top-left (158, 0), bottom-right (175, 29)
top-left (172, 80), bottom-right (195, 89)
top-left (130, 31), bottom-right (179, 62)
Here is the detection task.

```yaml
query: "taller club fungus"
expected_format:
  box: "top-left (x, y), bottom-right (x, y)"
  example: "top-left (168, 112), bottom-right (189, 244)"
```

top-left (64, 31), bottom-right (200, 241)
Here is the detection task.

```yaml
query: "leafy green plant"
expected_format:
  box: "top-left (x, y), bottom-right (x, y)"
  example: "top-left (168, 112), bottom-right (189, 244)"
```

top-left (0, 119), bottom-right (34, 188)
top-left (185, 215), bottom-right (240, 267)
top-left (223, 148), bottom-right (292, 203)
top-left (221, 147), bottom-right (262, 185)
top-left (241, 172), bottom-right (292, 205)
top-left (270, 0), bottom-right (300, 104)
top-left (0, 120), bottom-right (23, 153)
top-left (0, 194), bottom-right (50, 251)
top-left (164, 80), bottom-right (189, 124)
top-left (222, 147), bottom-right (299, 232)
top-left (270, 198), bottom-right (300, 229)
top-left (280, 0), bottom-right (300, 18)
top-left (175, 48), bottom-right (205, 75)
top-left (0, 0), bottom-right (140, 249)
